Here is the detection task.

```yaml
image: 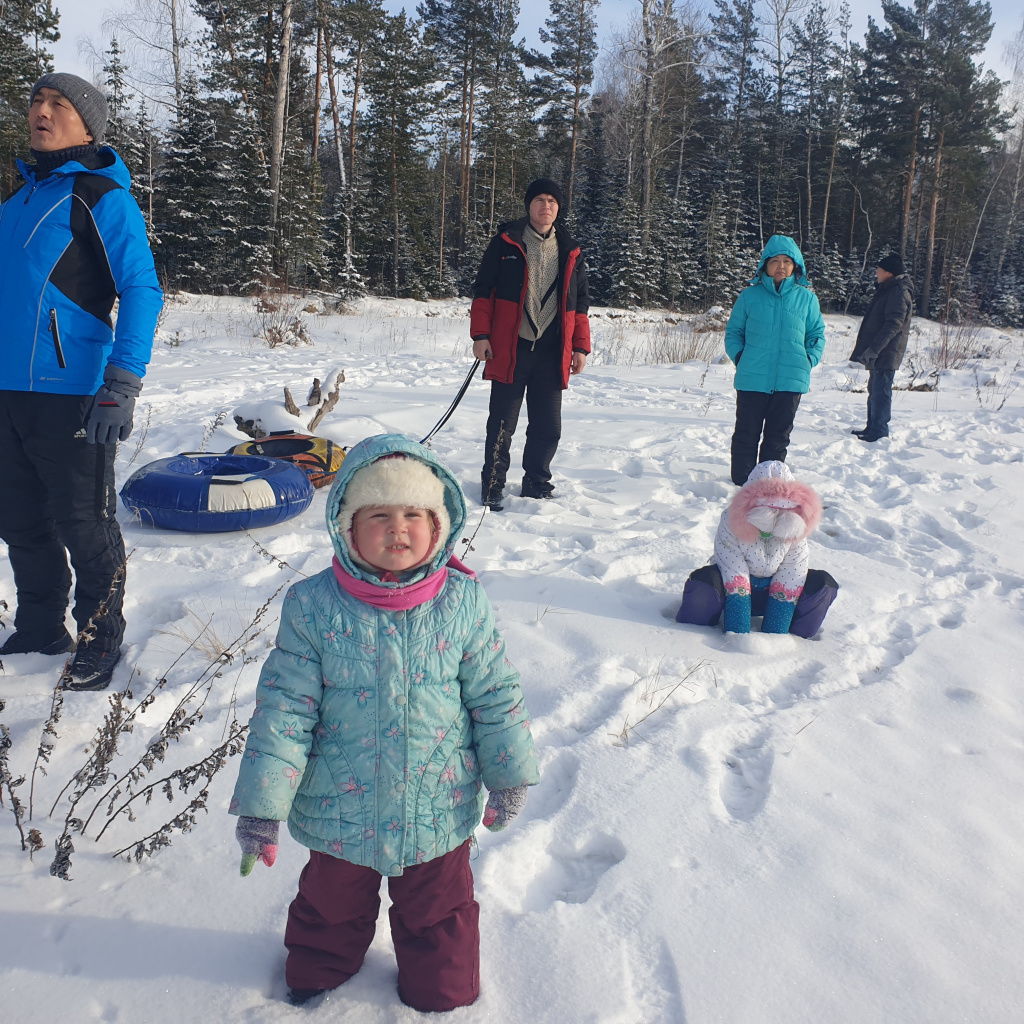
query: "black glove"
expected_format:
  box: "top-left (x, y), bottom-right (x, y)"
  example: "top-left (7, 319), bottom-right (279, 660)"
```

top-left (85, 365), bottom-right (143, 444)
top-left (857, 350), bottom-right (878, 370)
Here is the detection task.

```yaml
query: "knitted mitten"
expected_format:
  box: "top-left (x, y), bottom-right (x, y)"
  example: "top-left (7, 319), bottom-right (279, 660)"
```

top-left (236, 816), bottom-right (279, 876)
top-left (481, 784), bottom-right (529, 832)
top-left (762, 595), bottom-right (796, 634)
top-left (723, 592), bottom-right (752, 634)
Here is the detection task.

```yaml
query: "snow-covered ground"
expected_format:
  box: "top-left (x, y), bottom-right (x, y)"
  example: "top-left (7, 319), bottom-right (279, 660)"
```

top-left (1, 295), bottom-right (1022, 1023)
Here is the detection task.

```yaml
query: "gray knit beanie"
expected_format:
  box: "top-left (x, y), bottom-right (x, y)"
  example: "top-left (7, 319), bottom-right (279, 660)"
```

top-left (30, 73), bottom-right (108, 144)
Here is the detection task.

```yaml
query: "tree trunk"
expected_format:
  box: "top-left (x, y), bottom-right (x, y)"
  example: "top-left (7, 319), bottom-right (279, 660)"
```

top-left (900, 104), bottom-right (921, 257)
top-left (639, 0), bottom-right (656, 266)
top-left (349, 41), bottom-right (364, 189)
top-left (322, 26), bottom-right (347, 189)
top-left (461, 19), bottom-right (479, 249)
top-left (312, 25), bottom-right (322, 163)
top-left (920, 129), bottom-right (944, 316)
top-left (169, 0), bottom-right (183, 112)
top-left (996, 130), bottom-right (1024, 277)
top-left (269, 0), bottom-right (294, 236)
top-left (438, 137), bottom-right (448, 289)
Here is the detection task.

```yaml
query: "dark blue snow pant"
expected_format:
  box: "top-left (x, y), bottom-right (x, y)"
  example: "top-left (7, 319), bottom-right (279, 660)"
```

top-left (730, 390), bottom-right (802, 486)
top-left (0, 391), bottom-right (126, 647)
top-left (676, 563), bottom-right (838, 638)
top-left (482, 329), bottom-right (563, 503)
top-left (865, 369), bottom-right (896, 438)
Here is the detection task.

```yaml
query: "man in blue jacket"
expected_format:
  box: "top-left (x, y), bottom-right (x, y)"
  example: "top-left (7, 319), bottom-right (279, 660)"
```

top-left (0, 73), bottom-right (163, 690)
top-left (724, 236), bottom-right (826, 486)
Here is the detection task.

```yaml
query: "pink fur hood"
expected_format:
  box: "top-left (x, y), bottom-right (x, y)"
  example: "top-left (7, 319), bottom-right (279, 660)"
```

top-left (727, 463), bottom-right (823, 544)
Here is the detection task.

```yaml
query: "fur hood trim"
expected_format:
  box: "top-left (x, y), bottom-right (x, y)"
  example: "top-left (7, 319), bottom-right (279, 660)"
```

top-left (728, 475), bottom-right (823, 544)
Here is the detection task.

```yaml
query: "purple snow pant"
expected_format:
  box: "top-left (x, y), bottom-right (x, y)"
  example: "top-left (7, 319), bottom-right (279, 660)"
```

top-left (284, 840), bottom-right (480, 1012)
top-left (676, 564), bottom-right (838, 638)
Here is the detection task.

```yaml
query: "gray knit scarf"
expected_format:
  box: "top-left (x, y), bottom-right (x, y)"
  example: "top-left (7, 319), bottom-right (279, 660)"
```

top-left (520, 224), bottom-right (559, 343)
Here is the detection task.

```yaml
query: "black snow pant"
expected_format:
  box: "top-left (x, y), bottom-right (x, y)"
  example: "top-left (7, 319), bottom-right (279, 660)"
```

top-left (730, 390), bottom-right (802, 486)
top-left (481, 329), bottom-right (563, 502)
top-left (0, 391), bottom-right (126, 648)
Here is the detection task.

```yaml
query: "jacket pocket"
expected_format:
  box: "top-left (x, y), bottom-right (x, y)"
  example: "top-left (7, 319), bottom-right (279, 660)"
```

top-left (49, 308), bottom-right (66, 369)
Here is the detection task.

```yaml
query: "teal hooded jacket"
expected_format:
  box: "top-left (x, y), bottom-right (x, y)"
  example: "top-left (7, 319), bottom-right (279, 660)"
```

top-left (724, 236), bottom-right (826, 394)
top-left (229, 434), bottom-right (539, 876)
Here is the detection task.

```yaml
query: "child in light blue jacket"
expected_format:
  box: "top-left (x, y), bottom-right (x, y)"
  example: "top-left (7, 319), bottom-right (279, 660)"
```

top-left (230, 433), bottom-right (539, 1011)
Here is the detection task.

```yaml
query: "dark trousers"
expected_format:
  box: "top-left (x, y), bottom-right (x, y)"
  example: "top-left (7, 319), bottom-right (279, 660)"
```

top-left (284, 842), bottom-right (480, 1012)
top-left (482, 332), bottom-right (563, 501)
top-left (730, 390), bottom-right (802, 486)
top-left (676, 563), bottom-right (838, 639)
top-left (0, 391), bottom-right (125, 646)
top-left (866, 369), bottom-right (896, 438)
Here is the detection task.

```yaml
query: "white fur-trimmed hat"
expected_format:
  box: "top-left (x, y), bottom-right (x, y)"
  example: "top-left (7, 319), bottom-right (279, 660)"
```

top-left (336, 454), bottom-right (451, 570)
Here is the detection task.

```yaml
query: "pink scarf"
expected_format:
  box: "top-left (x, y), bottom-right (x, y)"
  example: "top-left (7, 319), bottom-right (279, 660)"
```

top-left (332, 554), bottom-right (476, 610)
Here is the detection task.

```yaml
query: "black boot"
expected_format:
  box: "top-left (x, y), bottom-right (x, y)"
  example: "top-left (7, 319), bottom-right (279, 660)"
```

top-left (0, 627), bottom-right (75, 656)
top-left (64, 642), bottom-right (122, 691)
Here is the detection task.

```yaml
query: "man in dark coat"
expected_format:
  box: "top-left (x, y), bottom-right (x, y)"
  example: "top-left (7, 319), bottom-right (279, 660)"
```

top-left (849, 254), bottom-right (914, 442)
top-left (469, 178), bottom-right (591, 508)
top-left (0, 74), bottom-right (162, 690)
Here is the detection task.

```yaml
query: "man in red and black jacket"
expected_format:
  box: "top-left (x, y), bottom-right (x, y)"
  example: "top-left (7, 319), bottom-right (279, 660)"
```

top-left (470, 178), bottom-right (591, 508)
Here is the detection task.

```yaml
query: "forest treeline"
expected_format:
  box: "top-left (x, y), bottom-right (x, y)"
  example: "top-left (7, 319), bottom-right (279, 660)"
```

top-left (1, 0), bottom-right (1023, 324)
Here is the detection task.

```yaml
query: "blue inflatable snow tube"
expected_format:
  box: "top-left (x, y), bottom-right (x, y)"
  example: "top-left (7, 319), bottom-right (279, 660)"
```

top-left (120, 453), bottom-right (314, 532)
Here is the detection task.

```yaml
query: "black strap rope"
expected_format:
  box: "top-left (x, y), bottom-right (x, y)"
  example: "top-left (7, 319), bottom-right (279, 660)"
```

top-left (419, 359), bottom-right (481, 445)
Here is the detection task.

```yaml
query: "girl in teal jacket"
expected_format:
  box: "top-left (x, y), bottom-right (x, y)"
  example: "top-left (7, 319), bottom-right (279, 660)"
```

top-left (724, 235), bottom-right (826, 485)
top-left (229, 433), bottom-right (539, 1011)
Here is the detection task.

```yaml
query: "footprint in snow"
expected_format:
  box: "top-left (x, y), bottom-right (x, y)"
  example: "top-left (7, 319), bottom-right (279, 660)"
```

top-left (616, 456), bottom-right (644, 479)
top-left (523, 834), bottom-right (627, 911)
top-left (719, 738), bottom-right (774, 820)
top-left (527, 750), bottom-right (580, 820)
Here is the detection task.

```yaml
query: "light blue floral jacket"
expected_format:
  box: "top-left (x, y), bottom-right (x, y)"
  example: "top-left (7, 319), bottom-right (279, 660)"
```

top-left (230, 434), bottom-right (539, 875)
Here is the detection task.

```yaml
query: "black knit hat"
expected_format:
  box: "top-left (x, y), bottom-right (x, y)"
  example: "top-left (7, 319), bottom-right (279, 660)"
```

top-left (524, 178), bottom-right (564, 214)
top-left (877, 254), bottom-right (906, 277)
top-left (30, 73), bottom-right (108, 144)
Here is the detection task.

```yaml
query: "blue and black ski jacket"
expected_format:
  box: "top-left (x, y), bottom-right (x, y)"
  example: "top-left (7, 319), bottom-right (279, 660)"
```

top-left (0, 147), bottom-right (163, 395)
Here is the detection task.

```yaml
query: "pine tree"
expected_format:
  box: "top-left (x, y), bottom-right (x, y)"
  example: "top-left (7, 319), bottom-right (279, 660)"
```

top-left (154, 72), bottom-right (230, 291)
top-left (0, 0), bottom-right (59, 194)
top-left (359, 13), bottom-right (437, 296)
top-left (529, 0), bottom-right (598, 219)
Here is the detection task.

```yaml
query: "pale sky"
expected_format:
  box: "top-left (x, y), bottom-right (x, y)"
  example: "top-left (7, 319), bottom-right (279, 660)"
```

top-left (52, 0), bottom-right (1022, 94)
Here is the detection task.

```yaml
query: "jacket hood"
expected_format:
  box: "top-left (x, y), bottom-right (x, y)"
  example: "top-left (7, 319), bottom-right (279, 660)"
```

top-left (754, 234), bottom-right (809, 283)
top-left (326, 433), bottom-right (467, 587)
top-left (17, 146), bottom-right (129, 189)
top-left (728, 460), bottom-right (822, 543)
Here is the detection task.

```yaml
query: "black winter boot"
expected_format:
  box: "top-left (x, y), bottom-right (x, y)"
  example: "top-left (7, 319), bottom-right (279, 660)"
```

top-left (0, 627), bottom-right (76, 656)
top-left (64, 643), bottom-right (122, 691)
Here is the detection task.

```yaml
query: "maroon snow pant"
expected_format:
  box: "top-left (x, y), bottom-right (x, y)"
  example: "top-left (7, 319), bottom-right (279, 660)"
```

top-left (284, 841), bottom-right (480, 1012)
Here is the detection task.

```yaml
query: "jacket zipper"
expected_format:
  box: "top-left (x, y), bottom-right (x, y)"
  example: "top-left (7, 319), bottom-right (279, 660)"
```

top-left (501, 232), bottom-right (530, 371)
top-left (49, 308), bottom-right (66, 368)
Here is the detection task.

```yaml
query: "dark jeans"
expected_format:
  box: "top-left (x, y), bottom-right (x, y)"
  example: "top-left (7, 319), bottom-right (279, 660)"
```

top-left (730, 390), bottom-right (802, 486)
top-left (482, 331), bottom-right (563, 501)
top-left (0, 391), bottom-right (126, 646)
top-left (676, 563), bottom-right (838, 638)
top-left (284, 842), bottom-right (479, 1012)
top-left (866, 369), bottom-right (896, 438)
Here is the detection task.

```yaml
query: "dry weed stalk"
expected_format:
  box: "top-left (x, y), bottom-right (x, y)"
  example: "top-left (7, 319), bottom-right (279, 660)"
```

top-left (611, 659), bottom-right (715, 748)
top-left (248, 534), bottom-right (309, 578)
top-left (46, 581), bottom-right (287, 880)
top-left (462, 426), bottom-right (508, 557)
top-left (28, 561), bottom-right (130, 821)
top-left (0, 702), bottom-right (40, 853)
top-left (199, 410), bottom-right (228, 453)
top-left (126, 405), bottom-right (152, 467)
